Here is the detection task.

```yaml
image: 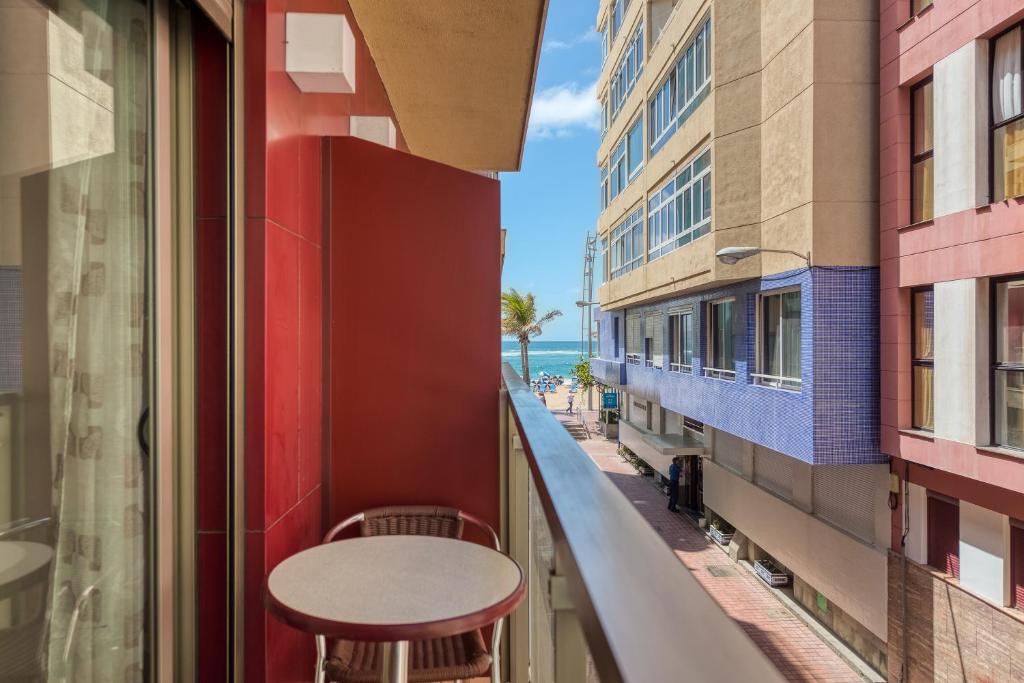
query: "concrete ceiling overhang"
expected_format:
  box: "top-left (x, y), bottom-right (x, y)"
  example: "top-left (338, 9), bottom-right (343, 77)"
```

top-left (347, 1), bottom-right (548, 172)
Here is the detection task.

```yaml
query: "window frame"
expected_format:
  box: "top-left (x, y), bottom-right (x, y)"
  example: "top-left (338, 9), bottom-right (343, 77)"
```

top-left (643, 310), bottom-right (663, 369)
top-left (910, 76), bottom-right (934, 224)
top-left (626, 313), bottom-right (643, 365)
top-left (754, 287), bottom-right (802, 391)
top-left (609, 207), bottom-right (644, 280)
top-left (648, 16), bottom-right (711, 155)
top-left (668, 307), bottom-right (694, 373)
top-left (911, 0), bottom-right (933, 16)
top-left (704, 297), bottom-right (736, 380)
top-left (911, 286), bottom-right (935, 432)
top-left (991, 275), bottom-right (1024, 450)
top-left (647, 148), bottom-right (711, 261)
top-left (989, 22), bottom-right (1024, 203)
top-left (609, 22), bottom-right (645, 123)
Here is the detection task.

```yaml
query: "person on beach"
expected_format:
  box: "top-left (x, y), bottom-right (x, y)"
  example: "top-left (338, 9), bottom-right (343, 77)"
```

top-left (538, 392), bottom-right (547, 406)
top-left (566, 393), bottom-right (575, 414)
top-left (667, 457), bottom-right (681, 512)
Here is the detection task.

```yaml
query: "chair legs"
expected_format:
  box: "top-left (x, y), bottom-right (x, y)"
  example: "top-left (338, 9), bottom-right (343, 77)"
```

top-left (315, 635), bottom-right (327, 683)
top-left (491, 617), bottom-right (503, 683)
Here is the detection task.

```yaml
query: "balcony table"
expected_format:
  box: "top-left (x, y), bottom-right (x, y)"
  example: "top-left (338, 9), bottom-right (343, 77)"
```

top-left (0, 541), bottom-right (52, 599)
top-left (264, 534), bottom-right (525, 683)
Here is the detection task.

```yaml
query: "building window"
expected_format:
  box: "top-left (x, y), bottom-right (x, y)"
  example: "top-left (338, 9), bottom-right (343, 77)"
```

top-left (668, 308), bottom-right (694, 372)
top-left (912, 288), bottom-right (934, 431)
top-left (600, 163), bottom-right (609, 209)
top-left (705, 299), bottom-right (735, 380)
top-left (610, 23), bottom-right (644, 123)
top-left (927, 494), bottom-right (960, 578)
top-left (600, 237), bottom-right (609, 284)
top-left (609, 139), bottom-right (626, 201)
top-left (911, 0), bottom-right (933, 14)
top-left (756, 289), bottom-right (801, 390)
top-left (611, 0), bottom-right (623, 38)
top-left (626, 117), bottom-right (644, 180)
top-left (609, 207), bottom-right (644, 280)
top-left (647, 149), bottom-right (711, 261)
top-left (994, 278), bottom-right (1024, 449)
top-left (601, 22), bottom-right (610, 64)
top-left (648, 17), bottom-right (711, 154)
top-left (626, 314), bottom-right (642, 364)
top-left (911, 77), bottom-right (934, 223)
top-left (992, 25), bottom-right (1024, 201)
top-left (601, 94), bottom-right (609, 139)
top-left (613, 316), bottom-right (620, 357)
top-left (644, 311), bottom-right (663, 368)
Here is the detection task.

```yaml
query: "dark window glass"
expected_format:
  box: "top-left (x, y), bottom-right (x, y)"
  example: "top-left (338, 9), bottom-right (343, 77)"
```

top-left (995, 279), bottom-right (1024, 448)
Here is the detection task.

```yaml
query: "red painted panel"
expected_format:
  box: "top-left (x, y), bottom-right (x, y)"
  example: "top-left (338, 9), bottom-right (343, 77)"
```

top-left (299, 240), bottom-right (323, 497)
top-left (246, 219), bottom-right (268, 530)
top-left (194, 15), bottom-right (228, 219)
top-left (265, 224), bottom-right (301, 526)
top-left (927, 495), bottom-right (960, 578)
top-left (197, 217), bottom-right (229, 531)
top-left (197, 532), bottom-right (228, 681)
top-left (327, 136), bottom-right (501, 536)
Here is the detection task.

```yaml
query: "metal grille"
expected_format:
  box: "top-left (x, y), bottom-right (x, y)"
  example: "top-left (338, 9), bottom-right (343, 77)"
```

top-left (754, 447), bottom-right (793, 500)
top-left (813, 465), bottom-right (877, 543)
top-left (626, 314), bottom-right (642, 356)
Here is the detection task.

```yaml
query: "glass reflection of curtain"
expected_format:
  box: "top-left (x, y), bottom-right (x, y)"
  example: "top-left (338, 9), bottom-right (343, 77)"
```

top-left (994, 29), bottom-right (1024, 199)
top-left (781, 292), bottom-right (801, 379)
top-left (45, 0), bottom-right (148, 680)
top-left (913, 290), bottom-right (934, 431)
top-left (913, 366), bottom-right (934, 431)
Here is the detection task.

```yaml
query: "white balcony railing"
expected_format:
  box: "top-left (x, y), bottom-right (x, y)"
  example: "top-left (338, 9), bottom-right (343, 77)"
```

top-left (500, 364), bottom-right (787, 683)
top-left (702, 366), bottom-right (736, 380)
top-left (751, 373), bottom-right (802, 392)
top-left (625, 353), bottom-right (642, 365)
top-left (668, 362), bottom-right (692, 373)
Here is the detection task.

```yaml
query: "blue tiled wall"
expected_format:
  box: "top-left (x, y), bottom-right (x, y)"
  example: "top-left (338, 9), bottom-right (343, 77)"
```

top-left (594, 267), bottom-right (883, 465)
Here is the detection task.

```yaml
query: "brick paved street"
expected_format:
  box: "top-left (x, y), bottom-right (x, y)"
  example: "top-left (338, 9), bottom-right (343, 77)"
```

top-left (555, 409), bottom-right (866, 683)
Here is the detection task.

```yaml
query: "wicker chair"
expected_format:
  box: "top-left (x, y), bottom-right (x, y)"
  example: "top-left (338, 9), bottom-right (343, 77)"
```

top-left (317, 506), bottom-right (503, 683)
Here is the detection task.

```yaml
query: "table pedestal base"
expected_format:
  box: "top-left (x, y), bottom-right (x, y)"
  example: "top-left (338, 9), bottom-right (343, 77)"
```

top-left (381, 640), bottom-right (409, 683)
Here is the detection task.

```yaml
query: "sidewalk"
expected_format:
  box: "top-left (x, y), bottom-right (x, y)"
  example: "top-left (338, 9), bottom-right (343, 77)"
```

top-left (554, 410), bottom-right (866, 683)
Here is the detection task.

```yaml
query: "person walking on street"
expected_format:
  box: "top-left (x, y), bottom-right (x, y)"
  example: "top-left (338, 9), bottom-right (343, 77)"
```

top-left (566, 393), bottom-right (575, 414)
top-left (668, 457), bottom-right (681, 512)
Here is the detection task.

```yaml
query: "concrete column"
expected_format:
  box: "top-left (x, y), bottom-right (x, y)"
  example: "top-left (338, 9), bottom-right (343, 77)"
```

top-left (791, 460), bottom-right (813, 513)
top-left (933, 40), bottom-right (990, 217)
top-left (904, 483), bottom-right (928, 565)
top-left (934, 279), bottom-right (989, 445)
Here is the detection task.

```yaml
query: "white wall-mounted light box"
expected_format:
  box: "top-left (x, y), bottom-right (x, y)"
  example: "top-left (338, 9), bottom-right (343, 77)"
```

top-left (285, 12), bottom-right (356, 94)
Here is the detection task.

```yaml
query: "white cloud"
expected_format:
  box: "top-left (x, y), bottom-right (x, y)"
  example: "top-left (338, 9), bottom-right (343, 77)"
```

top-left (528, 81), bottom-right (600, 139)
top-left (544, 30), bottom-right (600, 52)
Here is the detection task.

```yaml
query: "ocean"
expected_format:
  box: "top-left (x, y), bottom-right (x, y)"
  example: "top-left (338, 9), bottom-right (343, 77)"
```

top-left (502, 340), bottom-right (588, 379)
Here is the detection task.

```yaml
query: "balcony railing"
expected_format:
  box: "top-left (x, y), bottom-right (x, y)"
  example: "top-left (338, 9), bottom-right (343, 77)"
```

top-left (500, 363), bottom-right (786, 682)
top-left (702, 367), bottom-right (736, 381)
top-left (751, 372), bottom-right (802, 392)
top-left (668, 362), bottom-right (692, 373)
top-left (624, 353), bottom-right (641, 365)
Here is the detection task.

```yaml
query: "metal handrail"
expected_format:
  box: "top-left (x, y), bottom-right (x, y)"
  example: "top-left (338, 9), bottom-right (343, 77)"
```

top-left (668, 362), bottom-right (692, 373)
top-left (625, 353), bottom-right (641, 365)
top-left (502, 363), bottom-right (785, 683)
top-left (703, 366), bottom-right (736, 380)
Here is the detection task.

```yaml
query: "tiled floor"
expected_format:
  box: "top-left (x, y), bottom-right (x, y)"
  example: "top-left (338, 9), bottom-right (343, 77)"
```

top-left (554, 409), bottom-right (866, 683)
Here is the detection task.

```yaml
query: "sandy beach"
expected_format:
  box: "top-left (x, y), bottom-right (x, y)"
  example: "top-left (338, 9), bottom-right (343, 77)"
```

top-left (532, 381), bottom-right (597, 412)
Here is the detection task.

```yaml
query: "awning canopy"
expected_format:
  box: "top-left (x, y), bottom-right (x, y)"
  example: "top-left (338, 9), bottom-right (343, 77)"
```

top-left (348, 1), bottom-right (548, 172)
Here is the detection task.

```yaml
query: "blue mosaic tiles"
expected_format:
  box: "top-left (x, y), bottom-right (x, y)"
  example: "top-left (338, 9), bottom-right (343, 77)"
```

top-left (594, 267), bottom-right (884, 465)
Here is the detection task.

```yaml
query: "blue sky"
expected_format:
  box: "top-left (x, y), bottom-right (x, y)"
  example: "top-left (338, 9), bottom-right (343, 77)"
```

top-left (501, 0), bottom-right (601, 342)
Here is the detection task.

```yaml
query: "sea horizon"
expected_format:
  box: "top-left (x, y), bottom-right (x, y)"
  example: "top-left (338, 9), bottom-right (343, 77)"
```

top-left (501, 339), bottom-right (591, 379)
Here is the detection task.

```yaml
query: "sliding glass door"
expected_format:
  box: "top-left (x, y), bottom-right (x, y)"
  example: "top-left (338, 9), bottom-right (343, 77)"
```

top-left (0, 0), bottom-right (154, 679)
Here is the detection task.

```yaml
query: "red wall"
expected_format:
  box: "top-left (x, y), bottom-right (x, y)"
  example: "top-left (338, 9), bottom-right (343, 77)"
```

top-left (327, 136), bottom-right (502, 543)
top-left (243, 2), bottom-right (405, 681)
top-left (194, 12), bottom-right (230, 682)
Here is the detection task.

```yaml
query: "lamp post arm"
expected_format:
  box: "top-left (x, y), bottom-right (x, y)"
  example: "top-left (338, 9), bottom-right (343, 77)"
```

top-left (760, 248), bottom-right (810, 265)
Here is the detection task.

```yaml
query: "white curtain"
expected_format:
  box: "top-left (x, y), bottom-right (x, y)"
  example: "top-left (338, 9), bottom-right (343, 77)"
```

top-left (45, 0), bottom-right (149, 680)
top-left (993, 27), bottom-right (1022, 125)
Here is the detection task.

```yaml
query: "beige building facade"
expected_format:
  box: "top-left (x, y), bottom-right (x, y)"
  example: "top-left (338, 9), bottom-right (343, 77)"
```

top-left (593, 0), bottom-right (884, 673)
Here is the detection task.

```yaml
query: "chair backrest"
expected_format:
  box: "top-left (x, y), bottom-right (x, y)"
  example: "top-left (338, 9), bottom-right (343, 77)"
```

top-left (323, 505), bottom-right (500, 550)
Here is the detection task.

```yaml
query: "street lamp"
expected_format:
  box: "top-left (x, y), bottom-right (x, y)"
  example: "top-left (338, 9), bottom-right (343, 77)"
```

top-left (715, 246), bottom-right (810, 266)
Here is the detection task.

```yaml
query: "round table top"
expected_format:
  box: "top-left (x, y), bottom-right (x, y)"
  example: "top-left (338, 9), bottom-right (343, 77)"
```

top-left (265, 535), bottom-right (525, 641)
top-left (0, 541), bottom-right (53, 591)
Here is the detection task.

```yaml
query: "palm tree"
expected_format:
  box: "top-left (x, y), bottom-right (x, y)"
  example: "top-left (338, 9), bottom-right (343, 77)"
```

top-left (501, 289), bottom-right (562, 383)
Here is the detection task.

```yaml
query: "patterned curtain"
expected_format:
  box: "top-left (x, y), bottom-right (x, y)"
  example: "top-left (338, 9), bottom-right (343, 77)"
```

top-left (45, 0), bottom-right (149, 680)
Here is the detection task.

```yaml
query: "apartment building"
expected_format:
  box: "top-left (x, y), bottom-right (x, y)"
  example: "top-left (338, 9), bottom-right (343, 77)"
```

top-left (591, 0), bottom-right (888, 670)
top-left (881, 0), bottom-right (1024, 679)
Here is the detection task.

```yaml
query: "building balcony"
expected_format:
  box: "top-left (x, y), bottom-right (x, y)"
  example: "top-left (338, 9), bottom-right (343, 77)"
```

top-left (590, 356), bottom-right (627, 387)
